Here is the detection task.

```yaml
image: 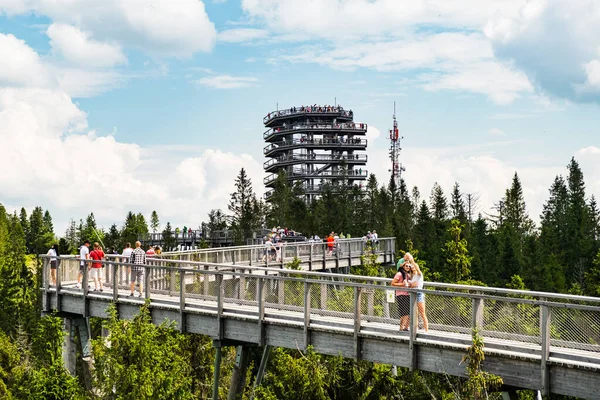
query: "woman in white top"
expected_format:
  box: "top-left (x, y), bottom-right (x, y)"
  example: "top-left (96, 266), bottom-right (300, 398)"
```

top-left (46, 244), bottom-right (59, 285)
top-left (405, 252), bottom-right (429, 332)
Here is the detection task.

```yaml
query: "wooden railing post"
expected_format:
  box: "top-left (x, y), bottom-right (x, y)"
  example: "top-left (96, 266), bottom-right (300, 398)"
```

top-left (304, 281), bottom-right (311, 349)
top-left (353, 287), bottom-right (362, 360)
top-left (43, 257), bottom-right (50, 312)
top-left (112, 262), bottom-right (119, 302)
top-left (83, 263), bottom-right (89, 317)
top-left (56, 259), bottom-right (62, 312)
top-left (540, 303), bottom-right (551, 395)
top-left (144, 265), bottom-right (150, 300)
top-left (216, 273), bottom-right (224, 340)
top-left (179, 270), bottom-right (186, 332)
top-left (408, 291), bottom-right (418, 371)
top-left (472, 294), bottom-right (484, 330)
top-left (257, 277), bottom-right (266, 346)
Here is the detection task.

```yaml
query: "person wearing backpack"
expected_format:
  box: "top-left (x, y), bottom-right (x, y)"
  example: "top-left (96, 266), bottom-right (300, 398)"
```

top-left (89, 242), bottom-right (105, 292)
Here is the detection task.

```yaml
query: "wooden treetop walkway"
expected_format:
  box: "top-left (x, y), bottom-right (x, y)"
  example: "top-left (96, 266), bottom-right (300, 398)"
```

top-left (41, 251), bottom-right (600, 399)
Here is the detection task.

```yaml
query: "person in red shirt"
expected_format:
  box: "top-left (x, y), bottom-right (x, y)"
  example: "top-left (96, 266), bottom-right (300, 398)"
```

top-left (326, 233), bottom-right (335, 256)
top-left (89, 242), bottom-right (105, 292)
top-left (146, 245), bottom-right (155, 256)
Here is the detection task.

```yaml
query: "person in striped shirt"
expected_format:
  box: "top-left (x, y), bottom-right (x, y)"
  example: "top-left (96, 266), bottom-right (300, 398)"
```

top-left (129, 241), bottom-right (146, 297)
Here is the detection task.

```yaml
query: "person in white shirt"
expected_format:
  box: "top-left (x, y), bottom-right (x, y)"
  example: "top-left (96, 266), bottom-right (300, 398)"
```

top-left (406, 252), bottom-right (428, 332)
top-left (121, 242), bottom-right (134, 281)
top-left (46, 244), bottom-right (59, 285)
top-left (76, 240), bottom-right (90, 289)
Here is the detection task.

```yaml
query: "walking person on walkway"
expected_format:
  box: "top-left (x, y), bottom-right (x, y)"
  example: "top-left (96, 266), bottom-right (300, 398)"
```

top-left (76, 240), bottom-right (90, 289)
top-left (391, 257), bottom-right (411, 331)
top-left (47, 243), bottom-right (59, 286)
top-left (405, 252), bottom-right (428, 332)
top-left (129, 241), bottom-right (146, 297)
top-left (89, 243), bottom-right (105, 292)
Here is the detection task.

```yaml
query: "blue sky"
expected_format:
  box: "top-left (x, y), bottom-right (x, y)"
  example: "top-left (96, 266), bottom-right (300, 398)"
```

top-left (0, 0), bottom-right (599, 233)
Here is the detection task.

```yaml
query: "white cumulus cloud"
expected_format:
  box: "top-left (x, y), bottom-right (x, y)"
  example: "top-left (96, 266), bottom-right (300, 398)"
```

top-left (47, 23), bottom-right (127, 68)
top-left (1, 0), bottom-right (217, 57)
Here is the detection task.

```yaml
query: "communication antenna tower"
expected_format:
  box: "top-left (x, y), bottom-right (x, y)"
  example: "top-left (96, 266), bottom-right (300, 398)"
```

top-left (388, 101), bottom-right (405, 187)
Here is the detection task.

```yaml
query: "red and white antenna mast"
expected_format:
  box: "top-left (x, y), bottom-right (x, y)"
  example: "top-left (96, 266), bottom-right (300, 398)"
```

top-left (389, 101), bottom-right (405, 187)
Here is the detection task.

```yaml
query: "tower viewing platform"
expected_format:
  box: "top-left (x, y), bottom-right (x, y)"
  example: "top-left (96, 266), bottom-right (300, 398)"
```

top-left (263, 105), bottom-right (368, 202)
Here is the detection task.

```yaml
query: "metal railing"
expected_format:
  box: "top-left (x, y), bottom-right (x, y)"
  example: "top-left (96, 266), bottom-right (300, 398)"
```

top-left (264, 138), bottom-right (367, 155)
top-left (264, 169), bottom-right (368, 186)
top-left (264, 154), bottom-right (368, 170)
top-left (263, 123), bottom-right (367, 140)
top-left (41, 255), bottom-right (600, 363)
top-left (263, 107), bottom-right (353, 124)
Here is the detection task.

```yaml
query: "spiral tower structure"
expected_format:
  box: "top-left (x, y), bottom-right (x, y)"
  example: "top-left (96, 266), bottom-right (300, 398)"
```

top-left (263, 105), bottom-right (368, 202)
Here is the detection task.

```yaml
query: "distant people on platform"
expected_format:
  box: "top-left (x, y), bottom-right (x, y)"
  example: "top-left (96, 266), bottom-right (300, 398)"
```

top-left (175, 227), bottom-right (180, 236)
top-left (76, 240), bottom-right (90, 289)
top-left (47, 243), bottom-right (59, 286)
top-left (129, 241), bottom-right (146, 297)
top-left (89, 243), bottom-right (105, 292)
top-left (391, 253), bottom-right (428, 332)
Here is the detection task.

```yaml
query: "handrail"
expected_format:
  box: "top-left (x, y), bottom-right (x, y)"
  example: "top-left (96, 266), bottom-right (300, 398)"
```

top-left (41, 254), bottom-right (600, 304)
top-left (264, 169), bottom-right (368, 185)
top-left (263, 138), bottom-right (367, 154)
top-left (263, 106), bottom-right (353, 123)
top-left (264, 123), bottom-right (367, 140)
top-left (159, 236), bottom-right (393, 256)
top-left (264, 154), bottom-right (368, 169)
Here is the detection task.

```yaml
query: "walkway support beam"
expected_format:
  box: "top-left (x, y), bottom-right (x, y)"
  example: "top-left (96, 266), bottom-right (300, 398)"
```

top-left (212, 342), bottom-right (222, 400)
top-left (251, 345), bottom-right (272, 399)
top-left (228, 345), bottom-right (251, 400)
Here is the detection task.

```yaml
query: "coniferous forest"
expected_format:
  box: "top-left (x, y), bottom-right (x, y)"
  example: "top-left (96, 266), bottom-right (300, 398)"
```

top-left (0, 156), bottom-right (599, 399)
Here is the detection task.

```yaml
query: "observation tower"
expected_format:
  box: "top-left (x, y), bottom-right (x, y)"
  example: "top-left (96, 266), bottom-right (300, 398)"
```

top-left (263, 105), bottom-right (368, 202)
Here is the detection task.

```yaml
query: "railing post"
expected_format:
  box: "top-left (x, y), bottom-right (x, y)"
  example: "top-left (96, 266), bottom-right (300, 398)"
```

top-left (304, 281), bottom-right (311, 349)
top-left (353, 287), bottom-right (362, 360)
top-left (408, 291), bottom-right (418, 371)
top-left (239, 270), bottom-right (246, 300)
top-left (144, 266), bottom-right (150, 300)
top-left (232, 250), bottom-right (236, 265)
top-left (83, 263), bottom-right (89, 317)
top-left (540, 303), bottom-right (551, 395)
top-left (257, 277), bottom-right (266, 346)
top-left (56, 259), bottom-right (62, 312)
top-left (320, 279), bottom-right (327, 310)
top-left (112, 262), bottom-right (119, 302)
top-left (472, 294), bottom-right (484, 330)
top-left (43, 257), bottom-right (50, 312)
top-left (309, 244), bottom-right (313, 271)
top-left (179, 270), bottom-right (186, 332)
top-left (203, 265), bottom-right (210, 296)
top-left (277, 278), bottom-right (285, 305)
top-left (216, 273), bottom-right (224, 340)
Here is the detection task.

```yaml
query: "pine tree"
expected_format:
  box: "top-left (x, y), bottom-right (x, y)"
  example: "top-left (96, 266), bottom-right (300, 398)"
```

top-left (565, 158), bottom-right (595, 283)
top-left (65, 218), bottom-right (78, 253)
top-left (151, 211), bottom-right (160, 233)
top-left (228, 168), bottom-right (260, 245)
top-left (444, 220), bottom-right (473, 282)
top-left (28, 207), bottom-right (50, 255)
top-left (162, 222), bottom-right (176, 251)
top-left (104, 224), bottom-right (121, 251)
top-left (19, 208), bottom-right (29, 252)
top-left (450, 182), bottom-right (467, 224)
top-left (42, 210), bottom-right (54, 236)
top-left (430, 182), bottom-right (449, 221)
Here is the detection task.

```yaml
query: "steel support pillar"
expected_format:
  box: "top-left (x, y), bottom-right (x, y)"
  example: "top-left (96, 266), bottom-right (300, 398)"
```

top-left (212, 343), bottom-right (223, 400)
top-left (251, 345), bottom-right (272, 399)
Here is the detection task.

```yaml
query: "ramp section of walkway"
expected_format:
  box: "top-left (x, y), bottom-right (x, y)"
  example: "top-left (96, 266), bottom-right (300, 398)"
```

top-left (156, 237), bottom-right (396, 271)
top-left (41, 256), bottom-right (600, 400)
